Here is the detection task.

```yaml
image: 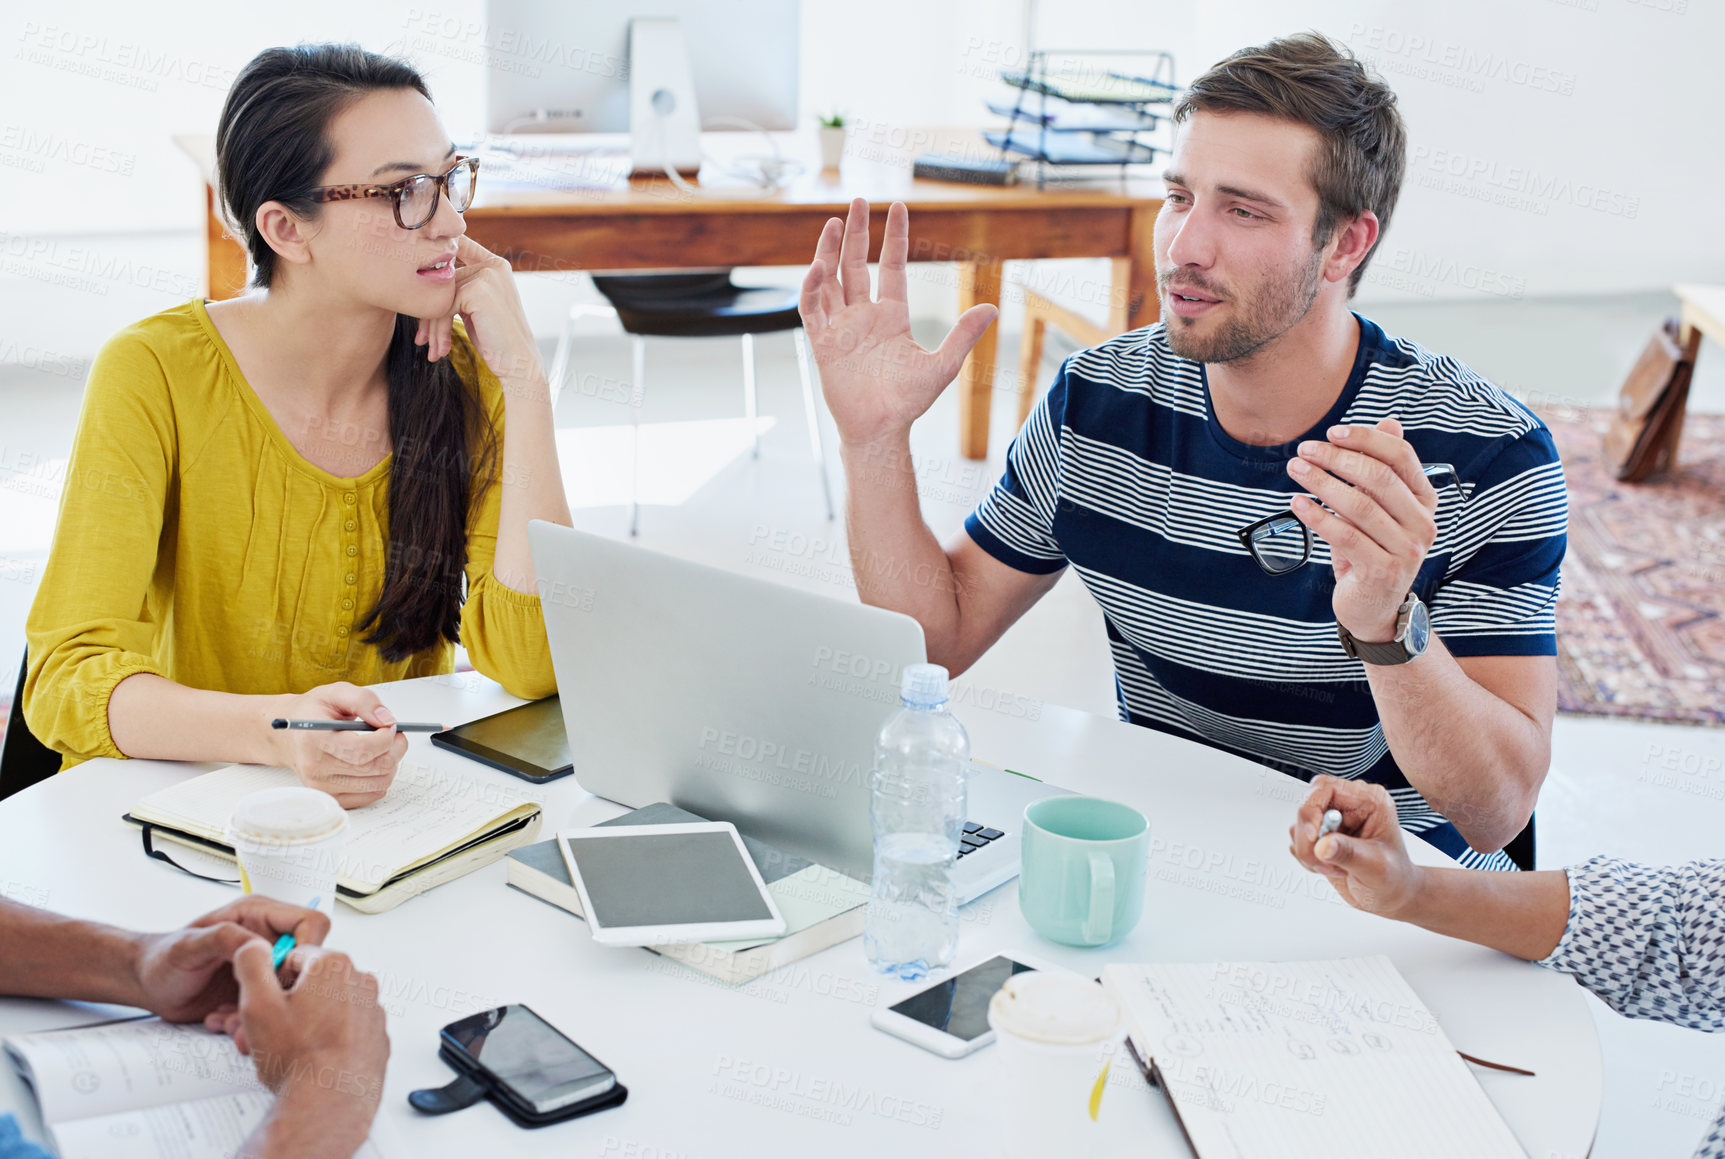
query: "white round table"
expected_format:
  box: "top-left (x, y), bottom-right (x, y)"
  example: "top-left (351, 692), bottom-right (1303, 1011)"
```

top-left (0, 672), bottom-right (1600, 1157)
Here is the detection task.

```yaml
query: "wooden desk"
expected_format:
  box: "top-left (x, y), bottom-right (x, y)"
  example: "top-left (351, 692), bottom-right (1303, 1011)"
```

top-left (1677, 283), bottom-right (1725, 352)
top-left (1672, 284), bottom-right (1723, 466)
top-left (174, 131), bottom-right (1162, 459)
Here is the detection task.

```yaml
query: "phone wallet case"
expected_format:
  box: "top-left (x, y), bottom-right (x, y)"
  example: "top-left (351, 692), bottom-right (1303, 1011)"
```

top-left (408, 1042), bottom-right (628, 1127)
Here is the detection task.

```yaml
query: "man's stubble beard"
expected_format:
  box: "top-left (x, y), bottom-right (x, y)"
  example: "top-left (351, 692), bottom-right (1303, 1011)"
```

top-left (1163, 247), bottom-right (1327, 365)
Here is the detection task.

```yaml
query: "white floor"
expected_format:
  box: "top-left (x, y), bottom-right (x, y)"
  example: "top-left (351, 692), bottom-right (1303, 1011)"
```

top-left (4, 236), bottom-right (1724, 1158)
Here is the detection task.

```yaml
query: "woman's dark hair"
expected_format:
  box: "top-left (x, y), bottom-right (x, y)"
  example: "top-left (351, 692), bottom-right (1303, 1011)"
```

top-left (215, 43), bottom-right (496, 664)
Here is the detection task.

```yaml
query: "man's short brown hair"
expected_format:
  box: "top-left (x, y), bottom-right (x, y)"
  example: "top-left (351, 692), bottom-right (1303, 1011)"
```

top-left (1174, 32), bottom-right (1405, 296)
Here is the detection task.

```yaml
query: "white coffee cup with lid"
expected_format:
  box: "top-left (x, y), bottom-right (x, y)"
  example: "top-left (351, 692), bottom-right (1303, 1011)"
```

top-left (226, 787), bottom-right (349, 916)
top-left (987, 971), bottom-right (1125, 1159)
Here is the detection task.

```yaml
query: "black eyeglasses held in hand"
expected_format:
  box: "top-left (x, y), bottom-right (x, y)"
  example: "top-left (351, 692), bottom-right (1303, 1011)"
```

top-left (303, 156), bottom-right (479, 230)
top-left (1236, 462), bottom-right (1459, 577)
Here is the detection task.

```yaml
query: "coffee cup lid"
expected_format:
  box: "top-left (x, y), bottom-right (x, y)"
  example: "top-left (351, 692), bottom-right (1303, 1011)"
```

top-left (988, 972), bottom-right (1123, 1045)
top-left (228, 787), bottom-right (348, 844)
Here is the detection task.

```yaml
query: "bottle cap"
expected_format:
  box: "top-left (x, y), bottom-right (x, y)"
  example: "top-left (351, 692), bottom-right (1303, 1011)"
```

top-left (900, 663), bottom-right (949, 707)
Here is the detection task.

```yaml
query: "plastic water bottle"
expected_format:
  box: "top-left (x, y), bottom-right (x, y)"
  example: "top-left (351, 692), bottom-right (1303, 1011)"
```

top-left (864, 663), bottom-right (970, 981)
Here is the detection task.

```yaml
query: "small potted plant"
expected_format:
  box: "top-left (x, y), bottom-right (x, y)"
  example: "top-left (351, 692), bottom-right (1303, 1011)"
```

top-left (818, 111), bottom-right (847, 171)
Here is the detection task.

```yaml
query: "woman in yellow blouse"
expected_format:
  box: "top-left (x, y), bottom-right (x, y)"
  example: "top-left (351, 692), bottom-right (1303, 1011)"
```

top-left (22, 44), bottom-right (570, 806)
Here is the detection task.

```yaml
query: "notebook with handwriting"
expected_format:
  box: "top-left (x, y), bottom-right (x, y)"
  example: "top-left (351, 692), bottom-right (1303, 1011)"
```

top-left (1102, 956), bottom-right (1527, 1159)
top-left (124, 761), bottom-right (542, 913)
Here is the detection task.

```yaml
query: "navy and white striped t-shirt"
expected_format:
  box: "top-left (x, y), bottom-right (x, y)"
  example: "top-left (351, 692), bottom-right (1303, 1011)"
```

top-left (965, 314), bottom-right (1568, 871)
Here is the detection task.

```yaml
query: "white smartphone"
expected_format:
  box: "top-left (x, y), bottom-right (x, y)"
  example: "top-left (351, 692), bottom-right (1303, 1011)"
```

top-left (557, 822), bottom-right (787, 946)
top-left (869, 951), bottom-right (1070, 1058)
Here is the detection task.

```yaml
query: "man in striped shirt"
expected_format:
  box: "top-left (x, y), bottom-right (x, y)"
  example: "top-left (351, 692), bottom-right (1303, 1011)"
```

top-left (797, 34), bottom-right (1565, 870)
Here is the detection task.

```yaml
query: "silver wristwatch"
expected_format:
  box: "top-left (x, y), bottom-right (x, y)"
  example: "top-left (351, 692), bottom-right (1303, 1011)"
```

top-left (1337, 591), bottom-right (1430, 665)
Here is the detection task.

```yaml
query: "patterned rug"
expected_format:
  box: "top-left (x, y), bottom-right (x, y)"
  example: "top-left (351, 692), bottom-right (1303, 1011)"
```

top-left (1540, 406), bottom-right (1725, 727)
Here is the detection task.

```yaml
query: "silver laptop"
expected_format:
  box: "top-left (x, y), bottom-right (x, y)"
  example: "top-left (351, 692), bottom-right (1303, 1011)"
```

top-left (527, 521), bottom-right (1068, 904)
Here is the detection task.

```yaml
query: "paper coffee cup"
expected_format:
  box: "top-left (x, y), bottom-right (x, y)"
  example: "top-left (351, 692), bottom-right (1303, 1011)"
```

top-left (226, 787), bottom-right (349, 917)
top-left (987, 971), bottom-right (1125, 1159)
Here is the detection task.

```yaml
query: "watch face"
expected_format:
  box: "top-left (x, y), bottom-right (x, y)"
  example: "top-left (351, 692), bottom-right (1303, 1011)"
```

top-left (1405, 599), bottom-right (1431, 656)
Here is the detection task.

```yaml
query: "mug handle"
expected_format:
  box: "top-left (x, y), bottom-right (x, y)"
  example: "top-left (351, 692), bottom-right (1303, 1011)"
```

top-left (1082, 850), bottom-right (1115, 944)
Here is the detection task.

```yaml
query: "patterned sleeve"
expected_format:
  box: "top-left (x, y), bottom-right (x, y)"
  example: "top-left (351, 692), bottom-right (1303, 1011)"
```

top-left (962, 360), bottom-right (1071, 575)
top-left (1537, 855), bottom-right (1725, 1029)
top-left (1428, 420), bottom-right (1568, 658)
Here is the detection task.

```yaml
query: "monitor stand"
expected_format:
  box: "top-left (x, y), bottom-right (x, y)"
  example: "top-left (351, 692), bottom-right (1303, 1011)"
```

top-left (629, 17), bottom-right (703, 178)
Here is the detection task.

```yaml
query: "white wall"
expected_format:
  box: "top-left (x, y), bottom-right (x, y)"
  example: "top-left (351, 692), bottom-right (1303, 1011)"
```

top-left (1184, 0), bottom-right (1722, 301)
top-left (1, 0), bottom-right (1716, 298)
top-left (4, 3), bottom-right (462, 236)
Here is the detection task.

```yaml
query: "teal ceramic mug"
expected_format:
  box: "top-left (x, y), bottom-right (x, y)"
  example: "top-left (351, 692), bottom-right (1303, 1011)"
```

top-left (1019, 796), bottom-right (1149, 947)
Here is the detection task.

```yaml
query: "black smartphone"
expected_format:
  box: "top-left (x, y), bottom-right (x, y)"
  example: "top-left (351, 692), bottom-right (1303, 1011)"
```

top-left (441, 1004), bottom-right (616, 1116)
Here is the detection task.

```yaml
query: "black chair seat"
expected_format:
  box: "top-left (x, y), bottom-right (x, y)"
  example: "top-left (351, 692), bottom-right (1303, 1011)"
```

top-left (590, 272), bottom-right (802, 339)
top-left (1504, 814), bottom-right (1536, 872)
top-left (2, 648), bottom-right (63, 802)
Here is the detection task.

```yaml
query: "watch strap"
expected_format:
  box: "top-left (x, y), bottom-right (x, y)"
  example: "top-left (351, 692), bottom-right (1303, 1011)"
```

top-left (1337, 625), bottom-right (1418, 665)
top-left (1338, 592), bottom-right (1423, 665)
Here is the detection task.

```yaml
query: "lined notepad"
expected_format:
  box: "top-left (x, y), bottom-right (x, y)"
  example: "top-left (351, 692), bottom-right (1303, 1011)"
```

top-left (1102, 957), bottom-right (1527, 1159)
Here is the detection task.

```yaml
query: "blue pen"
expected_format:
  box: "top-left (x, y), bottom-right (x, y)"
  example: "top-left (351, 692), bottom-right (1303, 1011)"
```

top-left (270, 933), bottom-right (295, 971)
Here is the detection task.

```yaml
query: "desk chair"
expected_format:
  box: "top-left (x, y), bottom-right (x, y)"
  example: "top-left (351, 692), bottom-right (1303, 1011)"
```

top-left (1015, 284), bottom-right (1112, 427)
top-left (1, 649), bottom-right (61, 803)
top-left (546, 272), bottom-right (835, 537)
top-left (1011, 254), bottom-right (1136, 428)
top-left (1504, 816), bottom-right (1536, 872)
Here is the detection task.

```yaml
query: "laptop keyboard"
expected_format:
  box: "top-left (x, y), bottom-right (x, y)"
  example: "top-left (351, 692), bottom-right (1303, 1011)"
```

top-left (956, 821), bottom-right (1006, 858)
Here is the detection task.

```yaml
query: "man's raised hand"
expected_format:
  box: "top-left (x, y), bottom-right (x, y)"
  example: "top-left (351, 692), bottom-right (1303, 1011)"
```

top-left (798, 199), bottom-right (997, 448)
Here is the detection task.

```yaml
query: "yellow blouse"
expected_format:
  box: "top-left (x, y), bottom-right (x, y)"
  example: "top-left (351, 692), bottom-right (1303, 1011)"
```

top-left (23, 298), bottom-right (556, 771)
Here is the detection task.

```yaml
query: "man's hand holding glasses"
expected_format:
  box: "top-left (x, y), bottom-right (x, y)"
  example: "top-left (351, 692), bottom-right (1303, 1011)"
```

top-left (1234, 418), bottom-right (1456, 648)
top-left (1287, 418), bottom-right (1444, 643)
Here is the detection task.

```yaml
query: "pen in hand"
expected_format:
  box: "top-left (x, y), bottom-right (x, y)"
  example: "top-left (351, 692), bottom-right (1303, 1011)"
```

top-left (271, 719), bottom-right (445, 732)
top-left (1318, 808), bottom-right (1343, 840)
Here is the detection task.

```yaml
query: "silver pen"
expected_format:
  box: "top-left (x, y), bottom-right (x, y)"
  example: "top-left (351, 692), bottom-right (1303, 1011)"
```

top-left (271, 718), bottom-right (445, 732)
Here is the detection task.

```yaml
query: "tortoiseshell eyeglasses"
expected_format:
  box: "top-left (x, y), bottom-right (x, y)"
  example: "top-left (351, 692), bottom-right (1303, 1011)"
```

top-left (303, 156), bottom-right (479, 230)
top-left (1236, 462), bottom-right (1461, 576)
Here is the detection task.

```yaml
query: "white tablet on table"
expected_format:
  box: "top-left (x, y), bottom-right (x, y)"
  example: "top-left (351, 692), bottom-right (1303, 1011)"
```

top-left (556, 821), bottom-right (788, 946)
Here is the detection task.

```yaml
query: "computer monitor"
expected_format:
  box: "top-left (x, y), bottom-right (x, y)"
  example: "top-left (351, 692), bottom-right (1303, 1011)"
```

top-left (483, 0), bottom-right (798, 173)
